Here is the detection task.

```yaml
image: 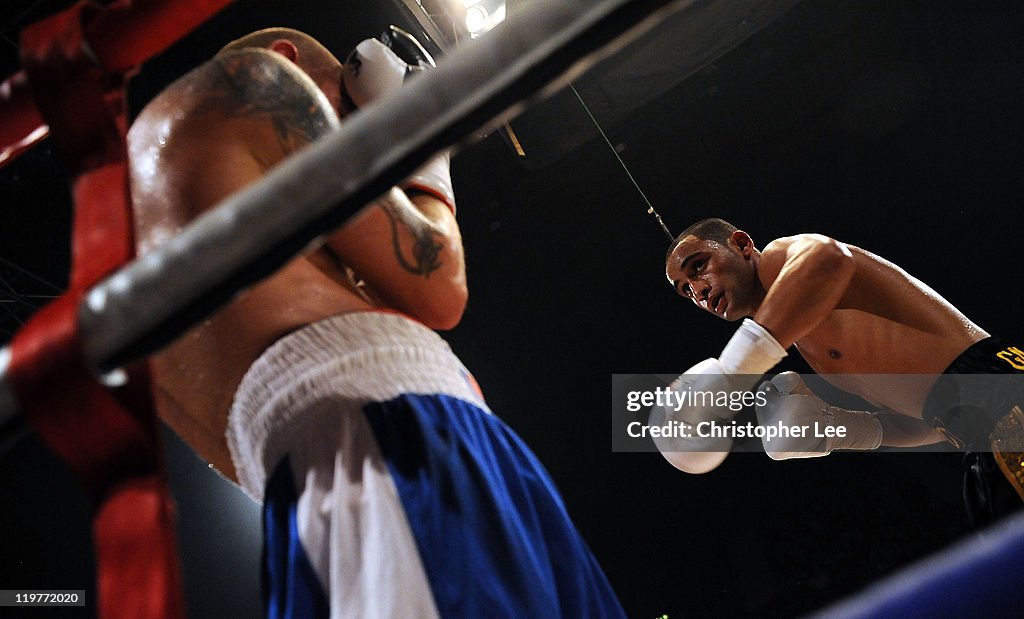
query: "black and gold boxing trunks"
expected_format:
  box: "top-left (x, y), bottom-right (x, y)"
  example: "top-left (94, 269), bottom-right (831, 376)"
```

top-left (924, 337), bottom-right (1024, 508)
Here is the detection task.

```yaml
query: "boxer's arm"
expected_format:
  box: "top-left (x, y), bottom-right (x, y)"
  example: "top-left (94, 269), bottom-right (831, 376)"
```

top-left (756, 372), bottom-right (881, 459)
top-left (323, 191), bottom-right (467, 330)
top-left (753, 234), bottom-right (855, 347)
top-left (322, 34), bottom-right (466, 328)
top-left (874, 413), bottom-right (945, 447)
top-left (784, 405), bottom-right (944, 449)
top-left (845, 387), bottom-right (946, 447)
top-left (755, 373), bottom-right (944, 458)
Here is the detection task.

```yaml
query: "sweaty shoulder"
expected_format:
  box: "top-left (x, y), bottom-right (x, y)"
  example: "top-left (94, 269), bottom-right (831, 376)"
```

top-left (132, 48), bottom-right (338, 155)
top-left (762, 234), bottom-right (982, 335)
top-left (130, 49), bottom-right (341, 249)
top-left (756, 233), bottom-right (838, 289)
top-left (761, 234), bottom-right (798, 286)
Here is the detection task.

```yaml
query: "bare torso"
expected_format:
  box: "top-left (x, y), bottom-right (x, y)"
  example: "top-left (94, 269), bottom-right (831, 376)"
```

top-left (149, 262), bottom-right (373, 481)
top-left (790, 246), bottom-right (986, 416)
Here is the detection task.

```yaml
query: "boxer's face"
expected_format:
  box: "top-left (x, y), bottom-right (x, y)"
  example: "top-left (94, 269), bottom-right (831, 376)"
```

top-left (666, 232), bottom-right (759, 321)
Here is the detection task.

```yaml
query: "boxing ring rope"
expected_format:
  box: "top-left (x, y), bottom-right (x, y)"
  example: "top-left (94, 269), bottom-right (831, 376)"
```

top-left (809, 510), bottom-right (1024, 617)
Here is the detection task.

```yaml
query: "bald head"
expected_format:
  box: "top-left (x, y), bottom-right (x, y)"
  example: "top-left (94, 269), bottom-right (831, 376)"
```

top-left (221, 27), bottom-right (333, 58)
top-left (220, 27), bottom-right (345, 115)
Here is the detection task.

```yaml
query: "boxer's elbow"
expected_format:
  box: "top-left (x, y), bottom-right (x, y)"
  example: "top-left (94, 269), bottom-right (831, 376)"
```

top-left (800, 235), bottom-right (855, 282)
top-left (410, 276), bottom-right (468, 331)
top-left (418, 243), bottom-right (468, 330)
top-left (803, 234), bottom-right (852, 261)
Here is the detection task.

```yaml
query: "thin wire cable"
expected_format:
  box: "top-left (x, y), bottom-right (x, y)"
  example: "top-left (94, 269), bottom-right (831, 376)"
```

top-left (569, 82), bottom-right (673, 241)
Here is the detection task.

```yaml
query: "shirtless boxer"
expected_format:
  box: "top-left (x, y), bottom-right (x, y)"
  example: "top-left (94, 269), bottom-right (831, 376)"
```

top-left (656, 218), bottom-right (1023, 525)
top-left (129, 27), bottom-right (623, 617)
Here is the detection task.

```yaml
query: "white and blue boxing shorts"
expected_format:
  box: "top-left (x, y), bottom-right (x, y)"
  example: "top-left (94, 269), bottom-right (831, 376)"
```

top-left (227, 311), bottom-right (624, 618)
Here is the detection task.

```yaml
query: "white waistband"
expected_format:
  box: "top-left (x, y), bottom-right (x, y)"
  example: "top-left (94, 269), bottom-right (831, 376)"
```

top-left (226, 311), bottom-right (488, 500)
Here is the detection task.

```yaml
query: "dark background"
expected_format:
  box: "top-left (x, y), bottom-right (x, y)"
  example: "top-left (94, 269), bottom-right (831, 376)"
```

top-left (2, 0), bottom-right (1023, 617)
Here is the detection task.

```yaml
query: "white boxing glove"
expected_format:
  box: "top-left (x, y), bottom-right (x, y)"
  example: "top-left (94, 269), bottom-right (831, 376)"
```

top-left (342, 37), bottom-right (410, 109)
top-left (342, 26), bottom-right (434, 107)
top-left (653, 320), bottom-right (787, 474)
top-left (755, 372), bottom-right (882, 460)
top-left (650, 359), bottom-right (740, 474)
top-left (343, 31), bottom-right (455, 211)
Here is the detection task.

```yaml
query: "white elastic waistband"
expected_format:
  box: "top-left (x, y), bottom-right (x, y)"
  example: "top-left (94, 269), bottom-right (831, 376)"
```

top-left (226, 311), bottom-right (487, 500)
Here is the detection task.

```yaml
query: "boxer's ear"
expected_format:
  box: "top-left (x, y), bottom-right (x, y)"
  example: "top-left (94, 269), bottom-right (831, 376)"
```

top-left (732, 230), bottom-right (755, 257)
top-left (269, 39), bottom-right (299, 63)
